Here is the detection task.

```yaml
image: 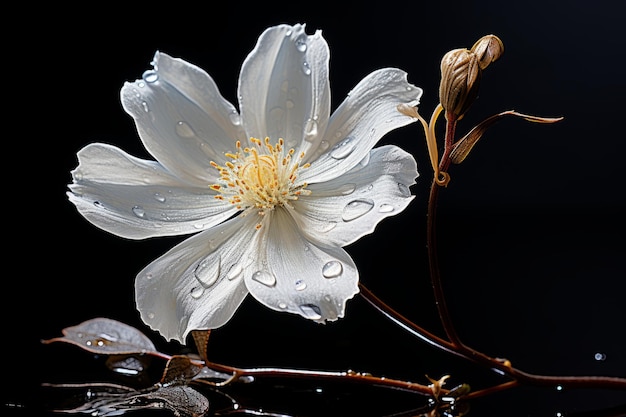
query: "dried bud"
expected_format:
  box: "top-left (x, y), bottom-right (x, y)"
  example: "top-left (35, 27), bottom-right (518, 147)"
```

top-left (471, 35), bottom-right (504, 70)
top-left (439, 48), bottom-right (481, 118)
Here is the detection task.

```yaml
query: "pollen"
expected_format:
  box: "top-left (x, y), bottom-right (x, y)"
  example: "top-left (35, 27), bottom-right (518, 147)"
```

top-left (210, 137), bottom-right (311, 214)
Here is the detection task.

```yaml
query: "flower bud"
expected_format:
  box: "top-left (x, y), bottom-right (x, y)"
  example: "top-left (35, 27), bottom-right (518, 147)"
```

top-left (471, 35), bottom-right (504, 70)
top-left (439, 48), bottom-right (481, 118)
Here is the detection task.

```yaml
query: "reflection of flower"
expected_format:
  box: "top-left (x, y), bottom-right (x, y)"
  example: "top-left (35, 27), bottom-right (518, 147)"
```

top-left (68, 23), bottom-right (422, 343)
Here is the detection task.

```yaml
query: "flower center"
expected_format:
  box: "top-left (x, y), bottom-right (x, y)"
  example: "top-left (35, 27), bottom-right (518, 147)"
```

top-left (210, 137), bottom-right (311, 219)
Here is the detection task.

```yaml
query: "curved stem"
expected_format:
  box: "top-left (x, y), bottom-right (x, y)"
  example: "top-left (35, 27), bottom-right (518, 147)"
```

top-left (200, 359), bottom-right (436, 396)
top-left (359, 107), bottom-right (626, 394)
top-left (428, 112), bottom-right (461, 345)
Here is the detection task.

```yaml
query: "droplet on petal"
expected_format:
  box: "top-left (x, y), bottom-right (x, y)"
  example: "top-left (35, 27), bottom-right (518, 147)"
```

top-left (342, 199), bottom-right (374, 221)
top-left (194, 255), bottom-right (221, 288)
top-left (398, 183), bottom-right (411, 197)
top-left (319, 221), bottom-right (337, 233)
top-left (337, 183), bottom-right (356, 195)
top-left (132, 205), bottom-right (146, 218)
top-left (299, 304), bottom-right (322, 320)
top-left (330, 138), bottom-right (355, 159)
top-left (190, 286), bottom-right (204, 299)
top-left (229, 111), bottom-right (242, 126)
top-left (304, 118), bottom-right (318, 141)
top-left (142, 70), bottom-right (159, 83)
top-left (379, 204), bottom-right (395, 213)
top-left (322, 261), bottom-right (343, 278)
top-left (295, 36), bottom-right (307, 52)
top-left (295, 279), bottom-right (307, 291)
top-left (227, 264), bottom-right (243, 280)
top-left (175, 121), bottom-right (195, 138)
top-left (302, 61), bottom-right (311, 75)
top-left (252, 270), bottom-right (276, 287)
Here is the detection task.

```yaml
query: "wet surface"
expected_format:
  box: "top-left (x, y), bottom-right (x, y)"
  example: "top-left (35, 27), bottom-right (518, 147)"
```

top-left (8, 1), bottom-right (626, 415)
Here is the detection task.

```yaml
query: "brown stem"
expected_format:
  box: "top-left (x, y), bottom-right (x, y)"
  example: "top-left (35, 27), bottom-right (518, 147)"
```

top-left (200, 359), bottom-right (436, 396)
top-left (427, 111), bottom-right (461, 345)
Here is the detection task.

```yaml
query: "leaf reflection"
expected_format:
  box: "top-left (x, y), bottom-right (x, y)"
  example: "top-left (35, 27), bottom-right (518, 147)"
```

top-left (42, 382), bottom-right (209, 417)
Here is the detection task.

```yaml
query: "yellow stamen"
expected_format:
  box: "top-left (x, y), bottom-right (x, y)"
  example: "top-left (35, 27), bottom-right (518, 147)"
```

top-left (210, 137), bottom-right (311, 219)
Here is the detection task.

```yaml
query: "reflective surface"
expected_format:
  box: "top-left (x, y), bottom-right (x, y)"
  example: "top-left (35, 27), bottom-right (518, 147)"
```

top-left (7, 1), bottom-right (626, 415)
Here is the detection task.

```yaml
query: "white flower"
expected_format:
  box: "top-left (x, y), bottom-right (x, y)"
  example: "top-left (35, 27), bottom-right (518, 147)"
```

top-left (68, 24), bottom-right (422, 343)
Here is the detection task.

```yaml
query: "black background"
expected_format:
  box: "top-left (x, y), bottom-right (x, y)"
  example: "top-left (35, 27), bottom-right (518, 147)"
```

top-left (5, 1), bottom-right (626, 416)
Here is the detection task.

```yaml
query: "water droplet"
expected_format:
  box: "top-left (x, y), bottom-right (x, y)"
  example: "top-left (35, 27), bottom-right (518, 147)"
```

top-left (304, 118), bottom-right (318, 140)
top-left (319, 221), bottom-right (337, 233)
top-left (147, 312), bottom-right (155, 320)
top-left (398, 183), bottom-right (411, 197)
top-left (285, 30), bottom-right (292, 37)
top-left (175, 121), bottom-right (195, 138)
top-left (295, 36), bottom-right (307, 52)
top-left (319, 140), bottom-right (330, 151)
top-left (379, 204), bottom-right (394, 213)
top-left (302, 61), bottom-right (311, 75)
top-left (142, 70), bottom-right (159, 83)
top-left (278, 302), bottom-right (288, 309)
top-left (227, 264), bottom-right (243, 280)
top-left (342, 199), bottom-right (374, 221)
top-left (132, 205), bottom-right (146, 218)
top-left (229, 111), bottom-right (242, 126)
top-left (330, 138), bottom-right (355, 159)
top-left (154, 193), bottom-right (166, 202)
top-left (252, 270), bottom-right (276, 287)
top-left (300, 304), bottom-right (322, 320)
top-left (295, 279), bottom-right (307, 291)
top-left (337, 183), bottom-right (356, 195)
top-left (269, 106), bottom-right (285, 122)
top-left (594, 352), bottom-right (606, 361)
top-left (322, 261), bottom-right (343, 278)
top-left (190, 286), bottom-right (204, 299)
top-left (358, 152), bottom-right (371, 167)
top-left (73, 170), bottom-right (83, 181)
top-left (194, 255), bottom-right (221, 288)
top-left (141, 101), bottom-right (149, 112)
top-left (137, 81), bottom-right (146, 88)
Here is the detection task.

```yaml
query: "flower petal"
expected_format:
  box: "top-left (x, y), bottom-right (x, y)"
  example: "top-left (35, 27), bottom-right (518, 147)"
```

top-left (135, 215), bottom-right (261, 343)
top-left (301, 68), bottom-right (422, 183)
top-left (68, 143), bottom-right (237, 239)
top-left (244, 208), bottom-right (359, 323)
top-left (121, 52), bottom-right (246, 187)
top-left (238, 24), bottom-right (331, 155)
top-left (294, 145), bottom-right (418, 246)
